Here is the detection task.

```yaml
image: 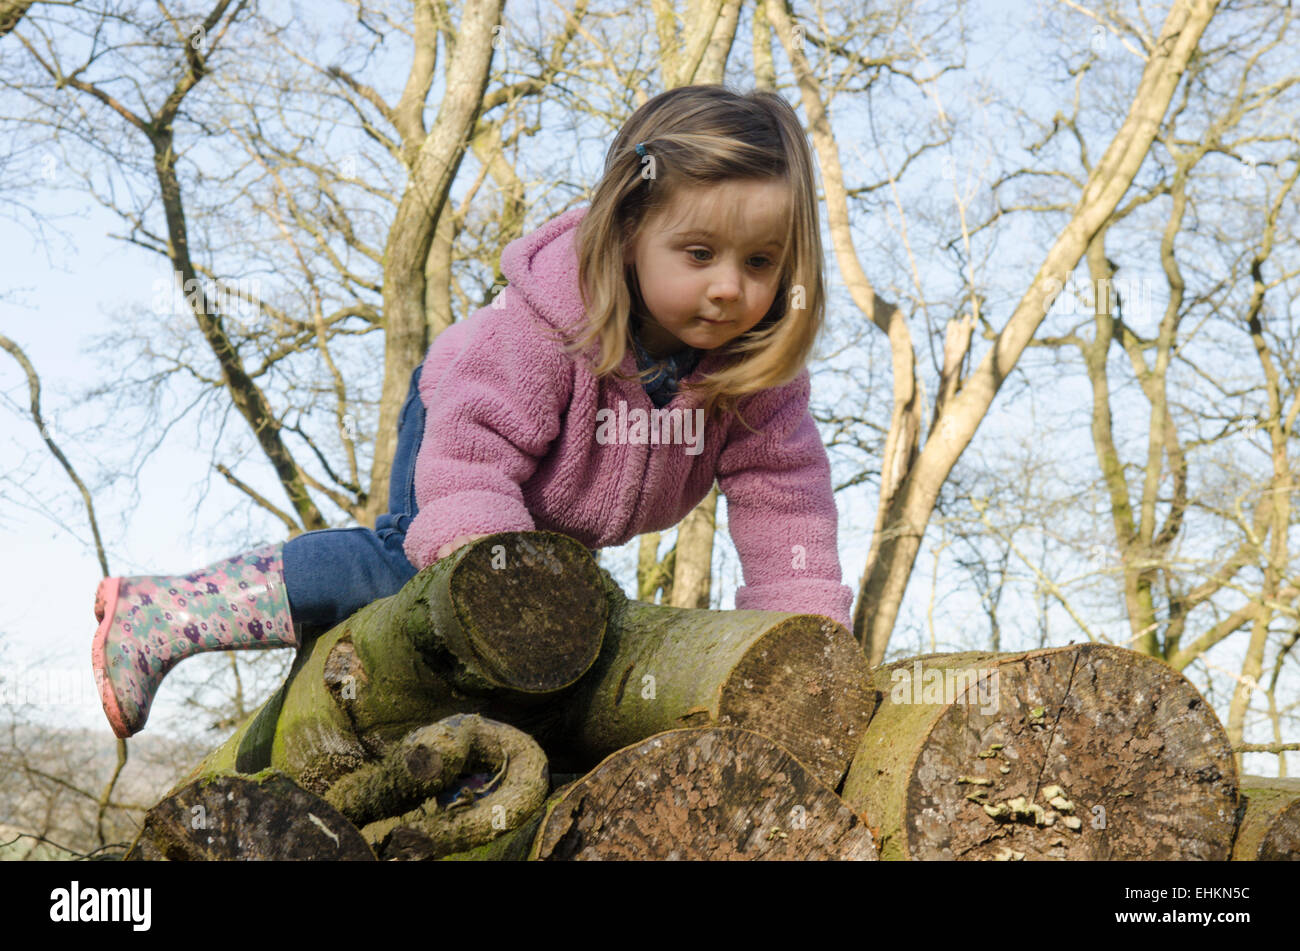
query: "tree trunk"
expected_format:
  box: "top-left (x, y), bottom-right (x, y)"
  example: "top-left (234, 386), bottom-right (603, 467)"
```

top-left (186, 532), bottom-right (607, 794)
top-left (840, 643), bottom-right (1238, 860)
top-left (636, 531), bottom-right (673, 602)
top-left (367, 0), bottom-right (505, 527)
top-left (530, 727), bottom-right (877, 860)
top-left (669, 483), bottom-right (717, 609)
top-left (553, 571), bottom-right (874, 789)
top-left (124, 771), bottom-right (375, 861)
top-left (1231, 775), bottom-right (1300, 861)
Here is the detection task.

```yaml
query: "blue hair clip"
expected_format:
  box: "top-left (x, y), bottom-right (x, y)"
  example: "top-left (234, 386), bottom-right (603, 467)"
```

top-left (635, 142), bottom-right (647, 157)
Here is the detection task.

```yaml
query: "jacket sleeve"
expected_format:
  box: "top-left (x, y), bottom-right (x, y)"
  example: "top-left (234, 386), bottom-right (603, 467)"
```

top-left (402, 298), bottom-right (571, 570)
top-left (716, 368), bottom-right (854, 630)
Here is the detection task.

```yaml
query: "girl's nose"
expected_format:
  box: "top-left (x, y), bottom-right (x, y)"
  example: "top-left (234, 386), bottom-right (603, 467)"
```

top-left (708, 268), bottom-right (742, 301)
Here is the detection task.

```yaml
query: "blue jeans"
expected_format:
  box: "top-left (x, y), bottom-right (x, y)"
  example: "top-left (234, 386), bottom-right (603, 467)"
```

top-left (282, 364), bottom-right (424, 632)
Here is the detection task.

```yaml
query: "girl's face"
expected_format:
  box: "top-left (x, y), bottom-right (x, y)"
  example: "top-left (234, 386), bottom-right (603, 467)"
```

top-left (624, 179), bottom-right (789, 359)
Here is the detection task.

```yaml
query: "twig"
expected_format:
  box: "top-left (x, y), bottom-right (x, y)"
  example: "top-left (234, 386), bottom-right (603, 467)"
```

top-left (1235, 742), bottom-right (1300, 754)
top-left (0, 334), bottom-right (110, 575)
top-left (214, 463), bottom-right (301, 534)
top-left (95, 738), bottom-right (130, 846)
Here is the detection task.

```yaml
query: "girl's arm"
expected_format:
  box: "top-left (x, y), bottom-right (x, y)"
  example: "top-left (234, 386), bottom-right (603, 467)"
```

top-left (403, 302), bottom-right (572, 571)
top-left (716, 367), bottom-right (855, 631)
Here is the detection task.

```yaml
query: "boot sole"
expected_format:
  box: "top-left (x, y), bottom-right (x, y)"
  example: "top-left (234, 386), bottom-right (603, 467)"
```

top-left (91, 577), bottom-right (133, 739)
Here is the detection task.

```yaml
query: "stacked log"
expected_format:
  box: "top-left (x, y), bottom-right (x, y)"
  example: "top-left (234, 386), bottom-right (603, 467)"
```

top-left (187, 531), bottom-right (607, 793)
top-left (1231, 775), bottom-right (1300, 860)
top-left (132, 531), bottom-right (877, 860)
top-left (551, 570), bottom-right (875, 789)
top-left (130, 712), bottom-right (554, 861)
top-left (125, 531), bottom-right (1290, 862)
top-left (839, 645), bottom-right (1239, 860)
top-left (125, 772), bottom-right (375, 861)
top-left (528, 727), bottom-right (876, 860)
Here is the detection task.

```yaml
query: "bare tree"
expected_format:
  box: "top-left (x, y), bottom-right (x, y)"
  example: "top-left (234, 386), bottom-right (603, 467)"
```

top-left (947, 0), bottom-right (1300, 771)
top-left (761, 0), bottom-right (1222, 664)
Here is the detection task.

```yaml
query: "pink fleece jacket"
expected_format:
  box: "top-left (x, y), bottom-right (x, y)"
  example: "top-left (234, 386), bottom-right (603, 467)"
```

top-left (403, 205), bottom-right (855, 630)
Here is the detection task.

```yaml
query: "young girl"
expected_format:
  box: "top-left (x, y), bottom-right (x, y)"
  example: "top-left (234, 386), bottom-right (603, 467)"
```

top-left (92, 84), bottom-right (855, 739)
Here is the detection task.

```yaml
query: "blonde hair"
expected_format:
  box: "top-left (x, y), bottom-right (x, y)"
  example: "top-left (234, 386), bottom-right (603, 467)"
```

top-left (561, 84), bottom-right (826, 429)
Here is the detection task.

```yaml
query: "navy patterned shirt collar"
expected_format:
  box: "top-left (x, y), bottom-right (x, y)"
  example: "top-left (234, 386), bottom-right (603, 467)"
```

top-left (630, 322), bottom-right (703, 408)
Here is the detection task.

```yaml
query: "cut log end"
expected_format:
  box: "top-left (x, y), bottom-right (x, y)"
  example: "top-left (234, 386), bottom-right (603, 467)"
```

top-left (445, 532), bottom-right (607, 693)
top-left (1233, 776), bottom-right (1300, 861)
top-left (125, 771), bottom-right (374, 861)
top-left (1258, 801), bottom-right (1300, 861)
top-left (717, 614), bottom-right (874, 789)
top-left (559, 603), bottom-right (874, 790)
top-left (532, 727), bottom-right (878, 860)
top-left (843, 644), bottom-right (1238, 860)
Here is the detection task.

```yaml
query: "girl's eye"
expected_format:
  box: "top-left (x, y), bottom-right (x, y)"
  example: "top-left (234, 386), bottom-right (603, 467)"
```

top-left (687, 249), bottom-right (773, 269)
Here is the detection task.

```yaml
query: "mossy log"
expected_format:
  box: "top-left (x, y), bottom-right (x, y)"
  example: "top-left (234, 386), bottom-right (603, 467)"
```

top-left (840, 644), bottom-right (1238, 860)
top-left (530, 727), bottom-right (878, 860)
top-left (355, 713), bottom-right (550, 860)
top-left (1231, 775), bottom-right (1300, 860)
top-left (552, 574), bottom-right (874, 789)
top-left (185, 531), bottom-right (606, 796)
top-left (124, 771), bottom-right (375, 861)
top-left (322, 716), bottom-right (476, 826)
top-left (436, 781), bottom-right (579, 861)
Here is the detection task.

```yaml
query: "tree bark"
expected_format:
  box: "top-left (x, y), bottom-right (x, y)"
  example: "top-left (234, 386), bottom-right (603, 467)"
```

top-left (434, 781), bottom-right (577, 861)
top-left (552, 570), bottom-right (874, 789)
top-left (840, 643), bottom-right (1238, 860)
top-left (125, 771), bottom-right (375, 861)
top-left (1231, 775), bottom-right (1300, 861)
top-left (530, 727), bottom-right (877, 860)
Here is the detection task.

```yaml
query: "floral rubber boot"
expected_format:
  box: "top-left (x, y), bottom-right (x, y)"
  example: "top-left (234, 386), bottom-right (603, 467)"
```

top-left (91, 544), bottom-right (297, 738)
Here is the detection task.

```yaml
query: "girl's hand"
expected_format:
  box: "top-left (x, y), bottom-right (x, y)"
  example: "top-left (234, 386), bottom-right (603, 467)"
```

top-left (435, 533), bottom-right (491, 561)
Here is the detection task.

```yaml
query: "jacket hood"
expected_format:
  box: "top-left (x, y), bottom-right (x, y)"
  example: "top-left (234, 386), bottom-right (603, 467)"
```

top-left (497, 203), bottom-right (731, 388)
top-left (498, 205), bottom-right (591, 334)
